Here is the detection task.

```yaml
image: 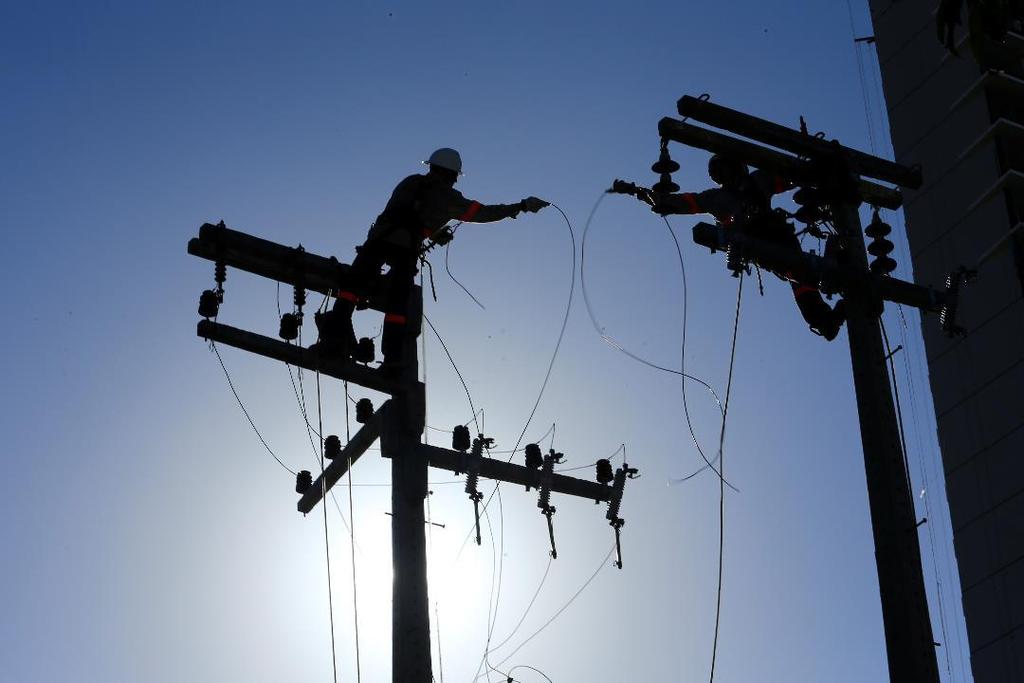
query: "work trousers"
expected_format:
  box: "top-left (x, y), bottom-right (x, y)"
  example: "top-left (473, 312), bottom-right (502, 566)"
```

top-left (333, 239), bottom-right (418, 360)
top-left (753, 217), bottom-right (839, 333)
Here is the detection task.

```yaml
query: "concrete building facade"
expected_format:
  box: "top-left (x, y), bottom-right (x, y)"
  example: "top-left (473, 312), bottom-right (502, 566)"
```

top-left (869, 2), bottom-right (1024, 680)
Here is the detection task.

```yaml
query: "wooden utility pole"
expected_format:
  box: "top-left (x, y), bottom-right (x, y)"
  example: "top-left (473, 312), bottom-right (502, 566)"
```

top-left (188, 223), bottom-right (635, 683)
top-left (653, 95), bottom-right (960, 683)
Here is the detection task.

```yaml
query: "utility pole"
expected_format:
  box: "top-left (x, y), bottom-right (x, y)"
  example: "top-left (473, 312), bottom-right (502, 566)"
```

top-left (645, 95), bottom-right (968, 683)
top-left (187, 223), bottom-right (637, 683)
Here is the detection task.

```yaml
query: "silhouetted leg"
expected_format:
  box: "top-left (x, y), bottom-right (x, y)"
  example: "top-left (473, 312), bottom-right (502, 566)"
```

top-left (317, 242), bottom-right (384, 355)
top-left (380, 253), bottom-right (417, 367)
top-left (792, 282), bottom-right (846, 341)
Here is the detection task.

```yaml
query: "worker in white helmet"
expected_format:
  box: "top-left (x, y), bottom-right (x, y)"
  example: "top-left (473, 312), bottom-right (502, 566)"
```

top-left (316, 147), bottom-right (549, 370)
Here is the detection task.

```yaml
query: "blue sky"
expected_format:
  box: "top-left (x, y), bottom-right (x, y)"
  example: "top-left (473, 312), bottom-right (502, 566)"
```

top-left (1, 2), bottom-right (972, 681)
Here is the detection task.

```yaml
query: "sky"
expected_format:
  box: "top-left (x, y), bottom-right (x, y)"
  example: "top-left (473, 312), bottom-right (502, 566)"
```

top-left (1, 1), bottom-right (973, 682)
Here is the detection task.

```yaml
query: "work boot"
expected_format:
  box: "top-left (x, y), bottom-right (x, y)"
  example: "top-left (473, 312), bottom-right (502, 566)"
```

top-left (814, 299), bottom-right (848, 341)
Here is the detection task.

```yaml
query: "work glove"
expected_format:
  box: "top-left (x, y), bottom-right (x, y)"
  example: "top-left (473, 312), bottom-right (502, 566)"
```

top-left (431, 226), bottom-right (454, 246)
top-left (519, 196), bottom-right (550, 214)
top-left (609, 179), bottom-right (656, 206)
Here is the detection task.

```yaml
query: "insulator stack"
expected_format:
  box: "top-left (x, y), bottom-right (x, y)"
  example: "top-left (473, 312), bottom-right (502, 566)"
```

top-left (279, 312), bottom-right (299, 341)
top-left (353, 337), bottom-right (375, 364)
top-left (596, 458), bottom-right (614, 484)
top-left (793, 186), bottom-right (828, 225)
top-left (295, 470), bottom-right (313, 494)
top-left (452, 425), bottom-right (471, 452)
top-left (198, 289), bottom-right (221, 319)
top-left (537, 450), bottom-right (562, 511)
top-left (606, 467), bottom-right (626, 522)
top-left (214, 260), bottom-right (226, 290)
top-left (525, 444), bottom-right (543, 470)
top-left (324, 435), bottom-right (342, 459)
top-left (293, 284), bottom-right (306, 310)
top-left (651, 139), bottom-right (680, 194)
top-left (355, 398), bottom-right (374, 424)
top-left (865, 209), bottom-right (897, 276)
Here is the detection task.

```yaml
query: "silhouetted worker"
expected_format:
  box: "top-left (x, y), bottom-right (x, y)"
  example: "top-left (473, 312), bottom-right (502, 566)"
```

top-left (611, 154), bottom-right (847, 340)
top-left (316, 147), bottom-right (549, 370)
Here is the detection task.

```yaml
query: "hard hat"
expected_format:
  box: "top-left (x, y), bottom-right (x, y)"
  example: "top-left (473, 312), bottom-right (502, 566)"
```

top-left (423, 147), bottom-right (463, 175)
top-left (708, 154), bottom-right (748, 185)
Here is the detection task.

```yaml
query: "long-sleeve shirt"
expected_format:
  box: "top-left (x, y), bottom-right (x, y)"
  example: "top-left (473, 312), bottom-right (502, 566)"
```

top-left (657, 170), bottom-right (793, 225)
top-left (366, 173), bottom-right (520, 250)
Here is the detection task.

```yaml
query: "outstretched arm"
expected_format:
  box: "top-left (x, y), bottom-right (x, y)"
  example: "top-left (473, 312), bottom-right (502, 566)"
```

top-left (608, 179), bottom-right (711, 216)
top-left (444, 194), bottom-right (548, 224)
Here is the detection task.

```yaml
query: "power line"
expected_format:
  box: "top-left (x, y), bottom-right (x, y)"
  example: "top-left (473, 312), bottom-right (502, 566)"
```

top-left (709, 271), bottom-right (744, 683)
top-left (314, 365), bottom-right (339, 683)
top-left (209, 340), bottom-right (296, 476)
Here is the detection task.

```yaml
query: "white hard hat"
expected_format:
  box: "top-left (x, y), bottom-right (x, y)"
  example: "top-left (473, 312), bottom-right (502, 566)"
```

top-left (423, 147), bottom-right (463, 174)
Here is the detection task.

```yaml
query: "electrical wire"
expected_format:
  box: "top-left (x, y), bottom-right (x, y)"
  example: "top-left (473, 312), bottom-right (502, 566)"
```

top-left (314, 364), bottom-right (339, 683)
top-left (445, 237), bottom-right (487, 310)
top-left (479, 544), bottom-right (616, 677)
top-left (424, 314), bottom-right (481, 435)
top-left (343, 379), bottom-right (363, 683)
top-left (662, 216), bottom-right (740, 493)
top-left (506, 665), bottom-right (555, 683)
top-left (708, 271), bottom-right (743, 683)
top-left (581, 192), bottom-right (734, 490)
top-left (209, 340), bottom-right (296, 476)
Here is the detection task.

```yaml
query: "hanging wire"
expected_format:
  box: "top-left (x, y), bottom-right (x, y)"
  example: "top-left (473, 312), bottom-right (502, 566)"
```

top-left (708, 271), bottom-right (743, 683)
top-left (342, 378), bottom-right (363, 683)
top-left (581, 192), bottom-right (734, 489)
top-left (477, 544), bottom-right (616, 678)
top-left (506, 665), bottom-right (555, 683)
top-left (662, 216), bottom-right (740, 492)
top-left (424, 314), bottom-right (481, 435)
top-left (209, 341), bottom-right (296, 476)
top-left (314, 364), bottom-right (339, 683)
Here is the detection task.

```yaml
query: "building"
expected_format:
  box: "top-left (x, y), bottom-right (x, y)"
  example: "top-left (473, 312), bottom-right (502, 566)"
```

top-left (869, 2), bottom-right (1024, 680)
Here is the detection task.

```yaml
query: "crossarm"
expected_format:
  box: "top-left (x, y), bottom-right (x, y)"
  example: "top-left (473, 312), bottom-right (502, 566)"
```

top-left (198, 320), bottom-right (411, 395)
top-left (692, 222), bottom-right (945, 312)
top-left (297, 401), bottom-right (389, 514)
top-left (418, 444), bottom-right (613, 503)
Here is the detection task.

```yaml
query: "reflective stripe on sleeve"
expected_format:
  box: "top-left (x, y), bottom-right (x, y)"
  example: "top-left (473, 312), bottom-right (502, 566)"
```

top-left (384, 312), bottom-right (407, 324)
top-left (335, 290), bottom-right (359, 303)
top-left (459, 201), bottom-right (482, 221)
top-left (681, 193), bottom-right (700, 213)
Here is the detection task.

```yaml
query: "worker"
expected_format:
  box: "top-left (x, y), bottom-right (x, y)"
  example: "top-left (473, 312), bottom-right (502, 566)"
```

top-left (610, 154), bottom-right (847, 340)
top-left (315, 147), bottom-right (549, 370)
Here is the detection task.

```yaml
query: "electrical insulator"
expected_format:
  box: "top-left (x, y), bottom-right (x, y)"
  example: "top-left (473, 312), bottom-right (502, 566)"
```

top-left (525, 444), bottom-right (543, 470)
top-left (295, 470), bottom-right (313, 494)
top-left (452, 424), bottom-right (471, 452)
top-left (793, 186), bottom-right (828, 225)
top-left (353, 337), bottom-right (375, 364)
top-left (279, 312), bottom-right (299, 341)
top-left (324, 435), bottom-right (342, 459)
top-left (198, 289), bottom-right (220, 319)
top-left (596, 458), bottom-right (614, 484)
top-left (865, 209), bottom-right (896, 276)
top-left (293, 284), bottom-right (306, 310)
top-left (214, 260), bottom-right (226, 288)
top-left (651, 139), bottom-right (681, 194)
top-left (355, 398), bottom-right (374, 424)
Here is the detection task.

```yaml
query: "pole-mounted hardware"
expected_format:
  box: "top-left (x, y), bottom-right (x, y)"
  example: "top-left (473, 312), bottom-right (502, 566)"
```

top-left (652, 138), bottom-right (680, 194)
top-left (188, 222), bottom-right (631, 683)
top-left (355, 398), bottom-right (374, 424)
top-left (524, 443), bottom-right (543, 491)
top-left (537, 449), bottom-right (564, 559)
top-left (464, 434), bottom-right (493, 546)
top-left (651, 94), bottom-right (941, 682)
top-left (605, 463), bottom-right (639, 569)
top-left (939, 266), bottom-right (976, 337)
